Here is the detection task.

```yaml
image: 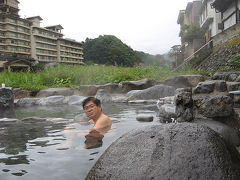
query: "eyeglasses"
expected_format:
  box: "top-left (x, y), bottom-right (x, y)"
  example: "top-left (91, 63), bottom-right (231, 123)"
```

top-left (83, 104), bottom-right (96, 111)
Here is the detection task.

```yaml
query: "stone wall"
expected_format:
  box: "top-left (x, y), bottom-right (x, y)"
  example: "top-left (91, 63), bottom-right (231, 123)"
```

top-left (197, 36), bottom-right (240, 71)
top-left (213, 24), bottom-right (240, 47)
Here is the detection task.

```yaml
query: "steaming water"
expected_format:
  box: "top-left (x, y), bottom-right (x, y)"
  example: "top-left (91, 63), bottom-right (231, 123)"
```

top-left (0, 103), bottom-right (159, 180)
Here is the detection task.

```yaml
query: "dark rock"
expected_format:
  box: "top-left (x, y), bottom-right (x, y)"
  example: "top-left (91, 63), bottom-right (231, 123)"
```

top-left (119, 78), bottom-right (156, 93)
top-left (195, 119), bottom-right (240, 146)
top-left (0, 88), bottom-right (14, 109)
top-left (212, 72), bottom-right (240, 81)
top-left (193, 95), bottom-right (233, 118)
top-left (175, 88), bottom-right (193, 122)
top-left (229, 90), bottom-right (240, 107)
top-left (15, 98), bottom-right (40, 107)
top-left (157, 104), bottom-right (176, 123)
top-left (13, 88), bottom-right (30, 98)
top-left (36, 88), bottom-right (74, 97)
top-left (193, 81), bottom-right (215, 94)
top-left (136, 115), bottom-right (153, 122)
top-left (86, 123), bottom-right (240, 180)
top-left (193, 80), bottom-right (227, 94)
top-left (227, 82), bottom-right (240, 91)
top-left (163, 75), bottom-right (204, 88)
top-left (127, 85), bottom-right (175, 100)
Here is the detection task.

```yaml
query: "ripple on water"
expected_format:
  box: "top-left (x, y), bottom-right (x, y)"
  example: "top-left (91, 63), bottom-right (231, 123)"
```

top-left (0, 103), bottom-right (158, 180)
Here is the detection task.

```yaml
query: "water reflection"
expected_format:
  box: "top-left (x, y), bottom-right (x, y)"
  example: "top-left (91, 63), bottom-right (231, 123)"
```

top-left (0, 103), bottom-right (158, 179)
top-left (84, 130), bottom-right (104, 149)
top-left (0, 118), bottom-right (67, 160)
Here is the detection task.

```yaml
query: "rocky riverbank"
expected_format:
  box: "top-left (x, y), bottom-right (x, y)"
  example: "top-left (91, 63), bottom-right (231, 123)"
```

top-left (1, 72), bottom-right (240, 179)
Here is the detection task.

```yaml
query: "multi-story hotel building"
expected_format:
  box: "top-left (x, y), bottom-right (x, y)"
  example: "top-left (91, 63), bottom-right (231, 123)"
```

top-left (0, 0), bottom-right (84, 70)
top-left (0, 0), bottom-right (31, 58)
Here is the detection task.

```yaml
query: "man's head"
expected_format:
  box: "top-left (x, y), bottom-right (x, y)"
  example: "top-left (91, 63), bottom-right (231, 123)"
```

top-left (82, 97), bottom-right (102, 120)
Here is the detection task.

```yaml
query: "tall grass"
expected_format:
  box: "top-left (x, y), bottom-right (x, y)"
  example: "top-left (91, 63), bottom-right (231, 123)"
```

top-left (0, 65), bottom-right (208, 90)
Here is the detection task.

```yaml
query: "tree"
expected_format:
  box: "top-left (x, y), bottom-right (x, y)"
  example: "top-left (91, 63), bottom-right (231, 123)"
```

top-left (83, 35), bottom-right (141, 67)
top-left (181, 25), bottom-right (203, 43)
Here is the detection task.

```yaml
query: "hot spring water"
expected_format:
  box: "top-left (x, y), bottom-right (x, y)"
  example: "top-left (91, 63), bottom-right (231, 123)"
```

top-left (0, 103), bottom-right (159, 180)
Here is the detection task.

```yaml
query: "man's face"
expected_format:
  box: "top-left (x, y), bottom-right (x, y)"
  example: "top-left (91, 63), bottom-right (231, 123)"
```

top-left (83, 101), bottom-right (101, 120)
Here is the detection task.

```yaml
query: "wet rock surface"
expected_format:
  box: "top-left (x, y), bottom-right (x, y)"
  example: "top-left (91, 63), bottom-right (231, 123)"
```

top-left (95, 89), bottom-right (112, 103)
top-left (119, 78), bottom-right (156, 93)
top-left (0, 88), bottom-right (14, 109)
top-left (193, 95), bottom-right (234, 118)
top-left (136, 115), bottom-right (153, 122)
top-left (194, 119), bottom-right (240, 146)
top-left (127, 85), bottom-right (175, 100)
top-left (157, 104), bottom-right (176, 123)
top-left (175, 88), bottom-right (193, 122)
top-left (36, 88), bottom-right (74, 97)
top-left (86, 123), bottom-right (240, 180)
top-left (77, 83), bottom-right (120, 96)
top-left (162, 75), bottom-right (204, 89)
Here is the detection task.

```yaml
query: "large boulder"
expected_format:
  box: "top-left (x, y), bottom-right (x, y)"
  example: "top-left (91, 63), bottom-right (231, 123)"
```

top-left (64, 95), bottom-right (86, 105)
top-left (15, 98), bottom-right (40, 107)
top-left (95, 89), bottom-right (112, 103)
top-left (193, 95), bottom-right (233, 118)
top-left (162, 75), bottom-right (204, 89)
top-left (36, 88), bottom-right (74, 97)
top-left (86, 123), bottom-right (240, 180)
top-left (127, 85), bottom-right (175, 100)
top-left (194, 119), bottom-right (240, 146)
top-left (76, 83), bottom-right (120, 96)
top-left (0, 88), bottom-right (14, 109)
top-left (227, 82), bottom-right (240, 91)
top-left (119, 78), bottom-right (156, 93)
top-left (38, 96), bottom-right (65, 106)
top-left (157, 104), bottom-right (176, 123)
top-left (175, 88), bottom-right (193, 122)
top-left (193, 80), bottom-right (227, 94)
top-left (13, 88), bottom-right (31, 98)
top-left (212, 71), bottom-right (240, 81)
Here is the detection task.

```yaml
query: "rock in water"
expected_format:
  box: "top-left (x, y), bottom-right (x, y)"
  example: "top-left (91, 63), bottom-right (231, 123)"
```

top-left (0, 88), bottom-right (14, 109)
top-left (175, 88), bottom-right (193, 122)
top-left (86, 123), bottom-right (240, 180)
top-left (136, 115), bottom-right (153, 122)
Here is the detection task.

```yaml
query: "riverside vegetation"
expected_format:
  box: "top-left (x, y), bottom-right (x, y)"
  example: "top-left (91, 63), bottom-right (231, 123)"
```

top-left (0, 65), bottom-right (207, 90)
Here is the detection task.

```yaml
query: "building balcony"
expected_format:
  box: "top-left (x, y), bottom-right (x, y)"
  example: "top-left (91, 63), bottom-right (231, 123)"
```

top-left (60, 55), bottom-right (83, 59)
top-left (2, 29), bottom-right (30, 35)
top-left (35, 39), bottom-right (57, 46)
top-left (2, 49), bottom-right (31, 55)
top-left (200, 17), bottom-right (214, 30)
top-left (60, 43), bottom-right (83, 50)
top-left (36, 46), bottom-right (57, 52)
top-left (60, 49), bottom-right (83, 55)
top-left (60, 60), bottom-right (84, 65)
top-left (36, 52), bottom-right (57, 57)
top-left (33, 33), bottom-right (58, 40)
top-left (4, 36), bottom-right (30, 42)
top-left (0, 21), bottom-right (30, 29)
top-left (5, 43), bottom-right (30, 48)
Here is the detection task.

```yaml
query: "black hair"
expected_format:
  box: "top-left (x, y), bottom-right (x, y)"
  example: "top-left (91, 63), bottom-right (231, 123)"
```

top-left (82, 97), bottom-right (101, 109)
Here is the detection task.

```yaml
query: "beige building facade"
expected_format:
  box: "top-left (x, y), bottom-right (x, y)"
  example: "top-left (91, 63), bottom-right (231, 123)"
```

top-left (0, 0), bottom-right (84, 69)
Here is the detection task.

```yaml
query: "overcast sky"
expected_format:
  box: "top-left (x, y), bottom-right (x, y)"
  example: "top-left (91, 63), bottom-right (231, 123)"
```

top-left (19, 0), bottom-right (191, 55)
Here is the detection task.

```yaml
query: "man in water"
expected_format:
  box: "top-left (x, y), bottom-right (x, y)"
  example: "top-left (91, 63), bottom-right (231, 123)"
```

top-left (82, 97), bottom-right (112, 149)
top-left (82, 97), bottom-right (112, 134)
